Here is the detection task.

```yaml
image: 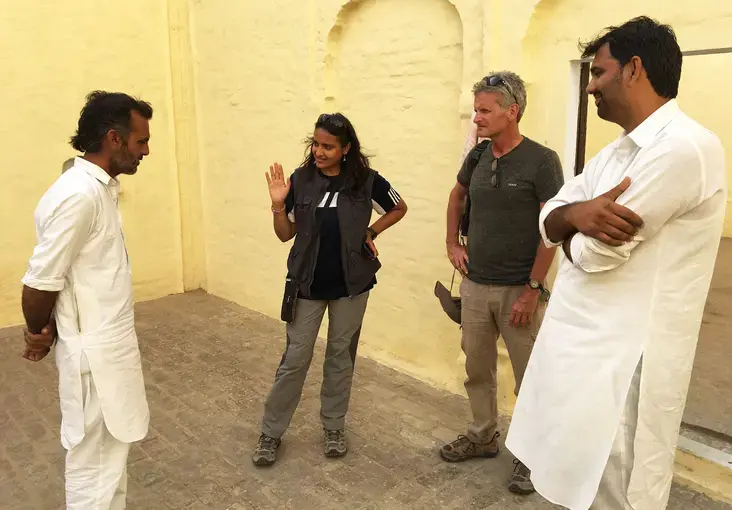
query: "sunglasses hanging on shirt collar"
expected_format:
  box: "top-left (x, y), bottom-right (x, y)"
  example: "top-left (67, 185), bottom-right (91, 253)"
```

top-left (491, 158), bottom-right (501, 188)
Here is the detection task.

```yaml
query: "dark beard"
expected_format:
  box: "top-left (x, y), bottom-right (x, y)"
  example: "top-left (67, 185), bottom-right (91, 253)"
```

top-left (111, 148), bottom-right (138, 175)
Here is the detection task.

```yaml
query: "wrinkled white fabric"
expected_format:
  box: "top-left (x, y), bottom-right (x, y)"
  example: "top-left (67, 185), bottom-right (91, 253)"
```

top-left (65, 353), bottom-right (130, 510)
top-left (22, 157), bottom-right (149, 449)
top-left (591, 360), bottom-right (642, 509)
top-left (506, 100), bottom-right (726, 510)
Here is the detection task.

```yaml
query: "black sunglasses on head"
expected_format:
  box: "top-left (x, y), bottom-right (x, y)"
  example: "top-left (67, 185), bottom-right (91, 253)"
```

top-left (484, 75), bottom-right (517, 105)
top-left (318, 113), bottom-right (345, 128)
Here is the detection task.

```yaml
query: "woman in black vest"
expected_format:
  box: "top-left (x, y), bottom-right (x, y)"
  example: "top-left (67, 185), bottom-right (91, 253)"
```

top-left (253, 113), bottom-right (407, 466)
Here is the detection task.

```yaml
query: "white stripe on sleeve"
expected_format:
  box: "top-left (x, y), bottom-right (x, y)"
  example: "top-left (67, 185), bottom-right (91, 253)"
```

top-left (388, 188), bottom-right (401, 205)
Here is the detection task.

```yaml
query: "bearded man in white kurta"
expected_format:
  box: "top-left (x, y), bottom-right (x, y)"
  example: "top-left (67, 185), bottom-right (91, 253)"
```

top-left (505, 16), bottom-right (727, 510)
top-left (21, 91), bottom-right (153, 509)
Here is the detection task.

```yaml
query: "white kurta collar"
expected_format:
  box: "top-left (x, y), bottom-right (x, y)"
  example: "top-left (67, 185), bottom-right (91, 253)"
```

top-left (626, 99), bottom-right (680, 148)
top-left (74, 157), bottom-right (117, 187)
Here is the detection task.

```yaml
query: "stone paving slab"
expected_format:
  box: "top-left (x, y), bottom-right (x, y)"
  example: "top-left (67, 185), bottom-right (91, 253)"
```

top-left (0, 290), bottom-right (729, 509)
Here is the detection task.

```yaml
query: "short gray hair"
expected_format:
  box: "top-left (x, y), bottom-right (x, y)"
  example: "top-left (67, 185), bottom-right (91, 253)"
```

top-left (472, 71), bottom-right (528, 121)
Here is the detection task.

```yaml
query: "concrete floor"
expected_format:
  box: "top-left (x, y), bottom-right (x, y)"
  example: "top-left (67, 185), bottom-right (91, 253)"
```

top-left (0, 291), bottom-right (730, 509)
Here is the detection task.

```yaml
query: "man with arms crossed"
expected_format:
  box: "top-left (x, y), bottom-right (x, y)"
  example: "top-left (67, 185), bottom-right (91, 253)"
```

top-left (441, 72), bottom-right (563, 494)
top-left (506, 17), bottom-right (727, 510)
top-left (22, 91), bottom-right (153, 509)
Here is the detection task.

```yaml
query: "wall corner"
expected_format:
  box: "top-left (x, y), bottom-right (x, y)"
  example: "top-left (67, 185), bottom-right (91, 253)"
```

top-left (166, 0), bottom-right (207, 291)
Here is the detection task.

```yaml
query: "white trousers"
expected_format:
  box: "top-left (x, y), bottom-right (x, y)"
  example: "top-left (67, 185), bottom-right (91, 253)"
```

top-left (65, 354), bottom-right (131, 510)
top-left (590, 360), bottom-right (642, 510)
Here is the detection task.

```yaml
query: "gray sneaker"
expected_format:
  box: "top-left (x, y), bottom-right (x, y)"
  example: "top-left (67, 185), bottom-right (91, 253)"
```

top-left (324, 429), bottom-right (348, 458)
top-left (508, 459), bottom-right (535, 495)
top-left (440, 432), bottom-right (500, 462)
top-left (252, 434), bottom-right (281, 467)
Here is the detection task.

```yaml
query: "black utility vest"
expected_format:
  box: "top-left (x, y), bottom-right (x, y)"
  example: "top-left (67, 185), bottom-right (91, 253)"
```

top-left (287, 166), bottom-right (381, 298)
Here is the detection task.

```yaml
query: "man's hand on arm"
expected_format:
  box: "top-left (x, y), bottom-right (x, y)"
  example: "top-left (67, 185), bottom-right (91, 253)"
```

top-left (23, 324), bottom-right (57, 361)
top-left (545, 177), bottom-right (643, 246)
top-left (21, 286), bottom-right (59, 362)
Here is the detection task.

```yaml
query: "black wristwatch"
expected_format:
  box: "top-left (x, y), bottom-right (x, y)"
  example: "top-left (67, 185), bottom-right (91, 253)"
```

top-left (367, 227), bottom-right (378, 240)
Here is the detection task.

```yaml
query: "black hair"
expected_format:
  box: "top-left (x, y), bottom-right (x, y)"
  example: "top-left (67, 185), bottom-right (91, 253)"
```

top-left (70, 90), bottom-right (153, 153)
top-left (301, 113), bottom-right (371, 192)
top-left (580, 16), bottom-right (682, 99)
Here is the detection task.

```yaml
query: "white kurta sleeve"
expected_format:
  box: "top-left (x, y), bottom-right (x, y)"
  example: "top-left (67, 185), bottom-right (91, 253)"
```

top-left (570, 138), bottom-right (707, 273)
top-left (22, 193), bottom-right (95, 292)
top-left (538, 171), bottom-right (592, 247)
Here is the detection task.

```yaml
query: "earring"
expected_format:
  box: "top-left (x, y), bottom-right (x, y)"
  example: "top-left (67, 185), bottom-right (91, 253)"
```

top-left (343, 154), bottom-right (347, 162)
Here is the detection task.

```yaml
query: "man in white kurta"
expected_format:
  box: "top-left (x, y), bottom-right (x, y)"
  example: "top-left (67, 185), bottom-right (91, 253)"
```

top-left (21, 91), bottom-right (153, 509)
top-left (505, 17), bottom-right (727, 510)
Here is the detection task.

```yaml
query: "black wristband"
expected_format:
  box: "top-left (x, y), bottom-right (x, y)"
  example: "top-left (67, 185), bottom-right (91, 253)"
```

top-left (367, 227), bottom-right (378, 240)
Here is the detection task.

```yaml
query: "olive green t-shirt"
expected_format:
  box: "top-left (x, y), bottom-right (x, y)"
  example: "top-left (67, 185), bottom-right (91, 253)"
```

top-left (457, 137), bottom-right (564, 285)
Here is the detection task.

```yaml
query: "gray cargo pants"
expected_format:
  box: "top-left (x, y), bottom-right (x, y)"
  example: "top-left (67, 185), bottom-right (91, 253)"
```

top-left (261, 292), bottom-right (369, 438)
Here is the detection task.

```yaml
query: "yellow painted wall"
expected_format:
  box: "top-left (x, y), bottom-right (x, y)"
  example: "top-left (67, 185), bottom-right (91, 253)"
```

top-left (190, 0), bottom-right (475, 394)
top-left (522, 0), bottom-right (732, 237)
top-left (189, 0), bottom-right (732, 404)
top-left (2, 0), bottom-right (729, 411)
top-left (326, 0), bottom-right (466, 387)
top-left (0, 0), bottom-right (184, 328)
top-left (1, 0), bottom-right (729, 498)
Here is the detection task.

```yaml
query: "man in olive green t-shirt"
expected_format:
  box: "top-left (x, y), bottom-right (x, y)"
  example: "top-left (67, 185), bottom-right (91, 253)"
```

top-left (441, 72), bottom-right (564, 496)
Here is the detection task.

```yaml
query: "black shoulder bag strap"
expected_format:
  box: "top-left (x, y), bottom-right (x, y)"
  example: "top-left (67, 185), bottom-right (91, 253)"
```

top-left (460, 139), bottom-right (491, 238)
top-left (450, 140), bottom-right (491, 295)
top-left (436, 141), bottom-right (492, 324)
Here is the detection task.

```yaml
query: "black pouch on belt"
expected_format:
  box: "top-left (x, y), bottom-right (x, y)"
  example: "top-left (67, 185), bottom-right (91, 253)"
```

top-left (281, 276), bottom-right (298, 323)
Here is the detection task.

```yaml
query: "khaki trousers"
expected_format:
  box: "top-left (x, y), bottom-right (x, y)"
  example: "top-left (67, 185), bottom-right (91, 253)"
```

top-left (65, 354), bottom-right (131, 510)
top-left (460, 278), bottom-right (546, 444)
top-left (261, 293), bottom-right (369, 438)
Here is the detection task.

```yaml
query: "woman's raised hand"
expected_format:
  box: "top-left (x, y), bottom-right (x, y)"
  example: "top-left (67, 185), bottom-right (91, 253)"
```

top-left (266, 162), bottom-right (291, 206)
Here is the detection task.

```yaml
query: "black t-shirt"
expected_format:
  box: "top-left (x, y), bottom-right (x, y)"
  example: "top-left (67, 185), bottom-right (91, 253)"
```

top-left (285, 170), bottom-right (401, 300)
